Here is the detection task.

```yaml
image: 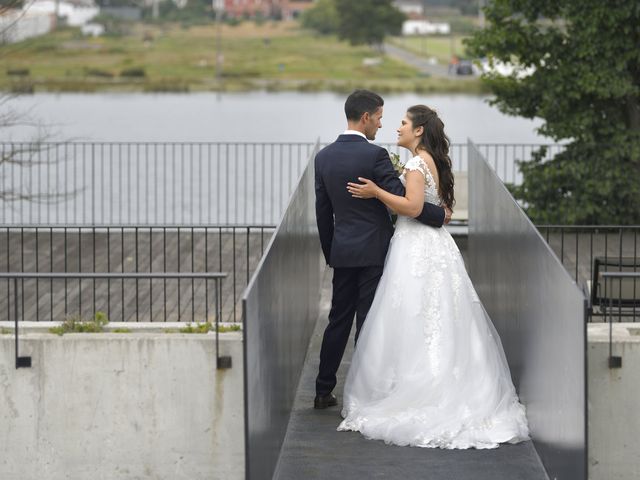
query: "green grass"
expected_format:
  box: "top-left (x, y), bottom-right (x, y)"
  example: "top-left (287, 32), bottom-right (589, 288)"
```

top-left (162, 322), bottom-right (242, 333)
top-left (178, 322), bottom-right (213, 334)
top-left (217, 323), bottom-right (241, 333)
top-left (49, 311), bottom-right (109, 336)
top-left (0, 22), bottom-right (482, 93)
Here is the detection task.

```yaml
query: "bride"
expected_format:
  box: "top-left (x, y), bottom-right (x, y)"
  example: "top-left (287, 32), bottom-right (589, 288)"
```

top-left (338, 105), bottom-right (530, 449)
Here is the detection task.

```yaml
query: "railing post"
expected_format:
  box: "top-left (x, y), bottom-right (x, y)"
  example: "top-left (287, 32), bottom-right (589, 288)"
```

top-left (14, 277), bottom-right (31, 369)
top-left (216, 277), bottom-right (232, 369)
top-left (608, 278), bottom-right (622, 369)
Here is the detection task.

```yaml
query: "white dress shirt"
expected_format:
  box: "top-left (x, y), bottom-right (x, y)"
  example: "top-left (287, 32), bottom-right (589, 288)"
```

top-left (343, 130), bottom-right (368, 140)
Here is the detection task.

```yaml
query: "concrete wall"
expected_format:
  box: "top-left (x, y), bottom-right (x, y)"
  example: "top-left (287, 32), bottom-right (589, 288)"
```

top-left (588, 323), bottom-right (640, 480)
top-left (0, 329), bottom-right (243, 480)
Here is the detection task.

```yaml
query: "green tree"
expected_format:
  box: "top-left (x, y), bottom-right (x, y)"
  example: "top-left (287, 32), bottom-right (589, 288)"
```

top-left (301, 0), bottom-right (339, 35)
top-left (466, 0), bottom-right (640, 224)
top-left (0, 0), bottom-right (23, 8)
top-left (334, 0), bottom-right (405, 47)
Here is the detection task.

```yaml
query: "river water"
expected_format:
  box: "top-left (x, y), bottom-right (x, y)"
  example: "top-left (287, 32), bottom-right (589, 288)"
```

top-left (3, 91), bottom-right (548, 144)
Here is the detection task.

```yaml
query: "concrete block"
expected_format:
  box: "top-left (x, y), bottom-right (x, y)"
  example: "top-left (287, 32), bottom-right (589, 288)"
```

top-left (588, 323), bottom-right (640, 480)
top-left (0, 329), bottom-right (244, 480)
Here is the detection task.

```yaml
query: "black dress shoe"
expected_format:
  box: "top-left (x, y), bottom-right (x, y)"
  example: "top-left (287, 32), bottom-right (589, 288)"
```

top-left (314, 393), bottom-right (338, 409)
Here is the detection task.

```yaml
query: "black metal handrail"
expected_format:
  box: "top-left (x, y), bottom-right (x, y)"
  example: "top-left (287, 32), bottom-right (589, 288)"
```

top-left (1, 272), bottom-right (228, 370)
top-left (537, 224), bottom-right (640, 321)
top-left (0, 224), bottom-right (275, 322)
top-left (0, 141), bottom-right (564, 225)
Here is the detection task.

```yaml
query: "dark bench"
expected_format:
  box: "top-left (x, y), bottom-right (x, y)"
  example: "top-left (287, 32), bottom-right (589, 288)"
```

top-left (590, 256), bottom-right (640, 318)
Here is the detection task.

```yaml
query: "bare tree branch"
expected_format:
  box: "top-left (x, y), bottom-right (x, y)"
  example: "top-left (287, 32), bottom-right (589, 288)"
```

top-left (0, 93), bottom-right (80, 207)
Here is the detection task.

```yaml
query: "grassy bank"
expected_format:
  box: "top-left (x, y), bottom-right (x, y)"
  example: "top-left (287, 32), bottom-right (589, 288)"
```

top-left (0, 21), bottom-right (485, 94)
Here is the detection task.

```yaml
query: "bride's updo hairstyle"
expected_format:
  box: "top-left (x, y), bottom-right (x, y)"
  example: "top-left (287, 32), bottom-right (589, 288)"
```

top-left (407, 105), bottom-right (455, 210)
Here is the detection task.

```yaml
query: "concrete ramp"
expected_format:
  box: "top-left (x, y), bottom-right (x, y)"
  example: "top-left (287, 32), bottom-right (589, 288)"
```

top-left (274, 275), bottom-right (548, 480)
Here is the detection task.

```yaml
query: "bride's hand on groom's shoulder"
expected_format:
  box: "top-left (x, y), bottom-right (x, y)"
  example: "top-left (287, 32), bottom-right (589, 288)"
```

top-left (347, 177), bottom-right (379, 199)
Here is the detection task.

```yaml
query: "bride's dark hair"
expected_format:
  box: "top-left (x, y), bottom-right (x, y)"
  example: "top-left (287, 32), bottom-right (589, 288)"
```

top-left (407, 105), bottom-right (455, 210)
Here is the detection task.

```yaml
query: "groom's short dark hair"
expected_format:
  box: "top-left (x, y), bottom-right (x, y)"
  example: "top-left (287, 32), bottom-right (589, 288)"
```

top-left (345, 90), bottom-right (384, 122)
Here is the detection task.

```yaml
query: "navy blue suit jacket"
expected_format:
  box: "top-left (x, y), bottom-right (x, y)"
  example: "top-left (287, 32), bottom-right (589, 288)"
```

top-left (315, 134), bottom-right (446, 268)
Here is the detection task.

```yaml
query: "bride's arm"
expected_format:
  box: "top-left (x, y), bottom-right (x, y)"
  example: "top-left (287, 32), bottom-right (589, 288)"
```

top-left (347, 170), bottom-right (425, 217)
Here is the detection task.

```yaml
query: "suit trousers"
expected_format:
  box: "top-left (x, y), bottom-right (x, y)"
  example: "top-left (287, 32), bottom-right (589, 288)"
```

top-left (316, 265), bottom-right (384, 396)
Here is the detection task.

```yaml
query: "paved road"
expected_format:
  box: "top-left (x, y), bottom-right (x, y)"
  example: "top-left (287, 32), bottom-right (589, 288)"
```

top-left (384, 42), bottom-right (462, 79)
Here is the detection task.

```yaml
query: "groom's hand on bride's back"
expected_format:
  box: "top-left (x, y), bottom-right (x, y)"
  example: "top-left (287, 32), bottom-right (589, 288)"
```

top-left (443, 207), bottom-right (452, 225)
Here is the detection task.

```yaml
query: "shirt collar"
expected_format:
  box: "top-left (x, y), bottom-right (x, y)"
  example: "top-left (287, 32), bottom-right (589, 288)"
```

top-left (343, 130), bottom-right (368, 140)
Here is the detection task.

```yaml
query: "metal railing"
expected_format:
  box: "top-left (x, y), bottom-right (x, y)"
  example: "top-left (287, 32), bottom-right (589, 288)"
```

top-left (537, 225), bottom-right (640, 320)
top-left (0, 224), bottom-right (274, 323)
top-left (600, 270), bottom-right (640, 323)
top-left (602, 272), bottom-right (640, 369)
top-left (1, 272), bottom-right (227, 369)
top-left (0, 141), bottom-right (564, 225)
top-left (0, 142), bottom-right (315, 225)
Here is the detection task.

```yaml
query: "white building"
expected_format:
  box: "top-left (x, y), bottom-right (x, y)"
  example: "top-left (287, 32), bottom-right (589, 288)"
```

top-left (402, 19), bottom-right (451, 36)
top-left (479, 58), bottom-right (535, 79)
top-left (81, 22), bottom-right (105, 37)
top-left (29, 0), bottom-right (99, 27)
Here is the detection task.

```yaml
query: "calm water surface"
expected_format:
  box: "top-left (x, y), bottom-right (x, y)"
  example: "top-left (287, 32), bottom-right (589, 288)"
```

top-left (3, 92), bottom-right (549, 144)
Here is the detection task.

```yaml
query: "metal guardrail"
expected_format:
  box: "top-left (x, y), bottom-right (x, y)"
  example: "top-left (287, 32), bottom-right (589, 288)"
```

top-left (0, 142), bottom-right (315, 225)
top-left (3, 223), bottom-right (634, 324)
top-left (0, 224), bottom-right (274, 323)
top-left (537, 225), bottom-right (639, 320)
top-left (1, 272), bottom-right (227, 370)
top-left (0, 141), bottom-right (564, 225)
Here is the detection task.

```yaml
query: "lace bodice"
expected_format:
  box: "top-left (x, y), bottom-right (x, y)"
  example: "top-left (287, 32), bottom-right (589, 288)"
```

top-left (399, 155), bottom-right (441, 205)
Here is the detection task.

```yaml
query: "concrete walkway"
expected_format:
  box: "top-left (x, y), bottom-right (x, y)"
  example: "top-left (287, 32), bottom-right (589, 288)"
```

top-left (274, 271), bottom-right (549, 480)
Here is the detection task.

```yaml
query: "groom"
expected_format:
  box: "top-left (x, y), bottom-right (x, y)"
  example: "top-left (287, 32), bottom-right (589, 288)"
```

top-left (314, 89), bottom-right (451, 409)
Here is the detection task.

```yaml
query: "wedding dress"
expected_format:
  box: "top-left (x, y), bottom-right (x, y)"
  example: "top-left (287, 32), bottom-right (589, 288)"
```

top-left (337, 156), bottom-right (530, 449)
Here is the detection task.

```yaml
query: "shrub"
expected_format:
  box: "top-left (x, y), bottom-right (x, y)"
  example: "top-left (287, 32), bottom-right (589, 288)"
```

top-left (120, 67), bottom-right (146, 77)
top-left (6, 68), bottom-right (30, 76)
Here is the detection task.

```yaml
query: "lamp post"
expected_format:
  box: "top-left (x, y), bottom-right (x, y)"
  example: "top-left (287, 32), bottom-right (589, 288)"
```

top-left (213, 0), bottom-right (224, 81)
top-left (421, 0), bottom-right (427, 58)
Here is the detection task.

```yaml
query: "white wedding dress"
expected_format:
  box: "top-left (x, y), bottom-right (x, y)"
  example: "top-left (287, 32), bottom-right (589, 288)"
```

top-left (337, 156), bottom-right (530, 449)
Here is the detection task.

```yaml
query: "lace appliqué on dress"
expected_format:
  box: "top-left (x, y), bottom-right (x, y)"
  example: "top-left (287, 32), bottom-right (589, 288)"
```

top-left (400, 156), bottom-right (440, 206)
